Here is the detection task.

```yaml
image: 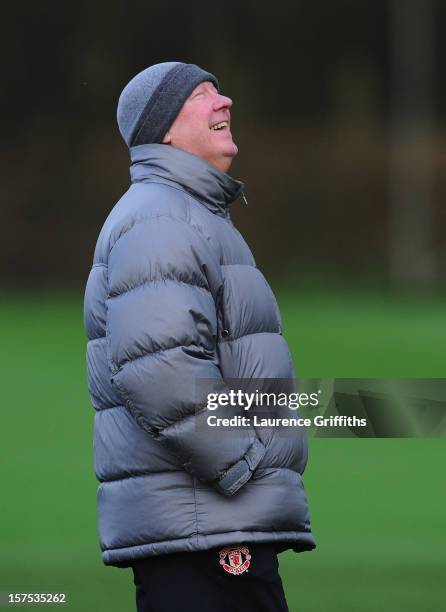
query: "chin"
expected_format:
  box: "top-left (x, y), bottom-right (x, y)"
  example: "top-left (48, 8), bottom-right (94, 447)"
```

top-left (221, 141), bottom-right (238, 159)
top-left (207, 145), bottom-right (239, 173)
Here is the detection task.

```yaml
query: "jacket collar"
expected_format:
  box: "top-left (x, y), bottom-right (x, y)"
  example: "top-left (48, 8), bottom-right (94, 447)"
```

top-left (129, 144), bottom-right (244, 217)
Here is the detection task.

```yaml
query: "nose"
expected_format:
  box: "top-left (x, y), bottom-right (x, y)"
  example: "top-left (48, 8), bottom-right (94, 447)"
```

top-left (212, 92), bottom-right (233, 111)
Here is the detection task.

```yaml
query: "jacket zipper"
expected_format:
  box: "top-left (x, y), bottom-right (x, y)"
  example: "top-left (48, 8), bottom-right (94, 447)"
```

top-left (217, 288), bottom-right (230, 339)
top-left (221, 307), bottom-right (230, 339)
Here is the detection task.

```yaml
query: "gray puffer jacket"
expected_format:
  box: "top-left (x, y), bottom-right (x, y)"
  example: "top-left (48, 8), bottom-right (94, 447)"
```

top-left (84, 144), bottom-right (316, 566)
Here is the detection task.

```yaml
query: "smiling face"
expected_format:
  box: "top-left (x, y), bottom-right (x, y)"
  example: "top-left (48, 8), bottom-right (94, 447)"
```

top-left (162, 81), bottom-right (238, 173)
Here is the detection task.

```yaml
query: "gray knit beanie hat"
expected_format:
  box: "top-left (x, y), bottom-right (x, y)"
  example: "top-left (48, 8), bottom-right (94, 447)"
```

top-left (117, 62), bottom-right (219, 148)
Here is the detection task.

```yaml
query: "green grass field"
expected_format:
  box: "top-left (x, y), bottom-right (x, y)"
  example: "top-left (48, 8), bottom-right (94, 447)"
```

top-left (1, 290), bottom-right (445, 611)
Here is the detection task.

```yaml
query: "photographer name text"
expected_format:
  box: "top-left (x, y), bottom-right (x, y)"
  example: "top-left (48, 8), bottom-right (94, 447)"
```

top-left (206, 415), bottom-right (367, 428)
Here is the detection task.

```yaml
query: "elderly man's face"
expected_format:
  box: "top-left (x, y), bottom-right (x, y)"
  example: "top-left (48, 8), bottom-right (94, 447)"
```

top-left (162, 81), bottom-right (238, 173)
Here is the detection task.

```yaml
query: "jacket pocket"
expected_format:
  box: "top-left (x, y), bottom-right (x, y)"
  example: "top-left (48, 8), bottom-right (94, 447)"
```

top-left (216, 284), bottom-right (231, 340)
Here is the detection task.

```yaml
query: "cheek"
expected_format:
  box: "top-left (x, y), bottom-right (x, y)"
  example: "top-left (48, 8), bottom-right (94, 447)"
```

top-left (179, 121), bottom-right (208, 144)
top-left (190, 125), bottom-right (212, 148)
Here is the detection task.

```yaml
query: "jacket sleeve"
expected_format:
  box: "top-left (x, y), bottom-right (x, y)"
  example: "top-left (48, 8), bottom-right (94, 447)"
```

top-left (106, 214), bottom-right (266, 496)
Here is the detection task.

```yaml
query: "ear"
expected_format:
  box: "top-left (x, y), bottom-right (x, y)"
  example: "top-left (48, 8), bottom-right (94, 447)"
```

top-left (162, 131), bottom-right (172, 144)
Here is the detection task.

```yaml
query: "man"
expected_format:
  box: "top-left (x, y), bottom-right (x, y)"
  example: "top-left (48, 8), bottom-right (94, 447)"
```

top-left (84, 61), bottom-right (315, 612)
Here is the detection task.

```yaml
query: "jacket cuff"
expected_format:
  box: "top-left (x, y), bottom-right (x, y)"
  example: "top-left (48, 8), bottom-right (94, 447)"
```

top-left (213, 438), bottom-right (266, 497)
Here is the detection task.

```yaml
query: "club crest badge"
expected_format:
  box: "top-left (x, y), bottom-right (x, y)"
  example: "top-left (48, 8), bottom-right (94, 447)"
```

top-left (219, 545), bottom-right (251, 575)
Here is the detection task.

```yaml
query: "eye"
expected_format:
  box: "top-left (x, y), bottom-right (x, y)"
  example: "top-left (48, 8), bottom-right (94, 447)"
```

top-left (193, 92), bottom-right (204, 99)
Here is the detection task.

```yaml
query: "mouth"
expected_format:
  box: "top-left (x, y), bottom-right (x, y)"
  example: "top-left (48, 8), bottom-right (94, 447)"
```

top-left (209, 120), bottom-right (229, 131)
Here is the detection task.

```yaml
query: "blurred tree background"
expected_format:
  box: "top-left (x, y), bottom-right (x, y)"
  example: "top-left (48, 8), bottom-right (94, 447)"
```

top-left (3, 0), bottom-right (446, 291)
top-left (1, 1), bottom-right (445, 611)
